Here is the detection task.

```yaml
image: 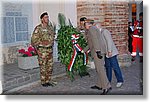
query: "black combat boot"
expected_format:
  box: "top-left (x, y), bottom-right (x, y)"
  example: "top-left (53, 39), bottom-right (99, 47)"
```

top-left (42, 83), bottom-right (48, 87)
top-left (131, 56), bottom-right (135, 61)
top-left (140, 56), bottom-right (143, 63)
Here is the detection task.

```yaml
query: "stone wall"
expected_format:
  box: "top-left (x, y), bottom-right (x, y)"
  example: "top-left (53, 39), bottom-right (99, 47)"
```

top-left (0, 45), bottom-right (26, 65)
top-left (0, 42), bottom-right (59, 65)
top-left (77, 0), bottom-right (131, 67)
top-left (0, 1), bottom-right (33, 65)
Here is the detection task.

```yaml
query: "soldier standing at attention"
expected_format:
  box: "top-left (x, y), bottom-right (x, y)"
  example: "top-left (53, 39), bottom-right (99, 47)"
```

top-left (31, 12), bottom-right (55, 87)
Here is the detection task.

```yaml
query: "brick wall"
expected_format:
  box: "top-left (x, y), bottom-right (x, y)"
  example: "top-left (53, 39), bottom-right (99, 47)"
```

top-left (77, 0), bottom-right (131, 67)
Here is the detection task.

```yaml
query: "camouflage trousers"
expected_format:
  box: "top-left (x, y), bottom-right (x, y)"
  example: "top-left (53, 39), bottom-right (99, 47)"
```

top-left (36, 47), bottom-right (53, 84)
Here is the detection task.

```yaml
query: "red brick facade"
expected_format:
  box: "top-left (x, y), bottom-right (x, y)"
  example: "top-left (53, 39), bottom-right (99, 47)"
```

top-left (77, 0), bottom-right (131, 67)
top-left (77, 0), bottom-right (129, 54)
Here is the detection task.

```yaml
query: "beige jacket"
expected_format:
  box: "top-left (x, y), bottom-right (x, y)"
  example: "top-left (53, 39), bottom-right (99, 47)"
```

top-left (84, 26), bottom-right (119, 58)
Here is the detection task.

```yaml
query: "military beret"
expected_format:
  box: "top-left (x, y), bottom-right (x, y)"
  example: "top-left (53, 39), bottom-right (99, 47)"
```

top-left (80, 17), bottom-right (87, 21)
top-left (85, 19), bottom-right (94, 24)
top-left (40, 12), bottom-right (48, 19)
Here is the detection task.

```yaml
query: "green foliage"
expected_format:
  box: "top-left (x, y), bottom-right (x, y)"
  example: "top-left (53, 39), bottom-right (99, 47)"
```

top-left (57, 13), bottom-right (89, 81)
top-left (58, 13), bottom-right (66, 27)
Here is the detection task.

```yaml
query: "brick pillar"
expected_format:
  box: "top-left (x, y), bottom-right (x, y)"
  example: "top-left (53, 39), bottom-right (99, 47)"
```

top-left (77, 0), bottom-right (131, 67)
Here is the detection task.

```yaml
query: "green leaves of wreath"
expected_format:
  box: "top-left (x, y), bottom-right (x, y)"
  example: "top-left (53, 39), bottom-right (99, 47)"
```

top-left (57, 13), bottom-right (89, 81)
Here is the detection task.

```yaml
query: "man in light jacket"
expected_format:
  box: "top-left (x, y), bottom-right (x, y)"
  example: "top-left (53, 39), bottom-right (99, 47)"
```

top-left (95, 23), bottom-right (124, 88)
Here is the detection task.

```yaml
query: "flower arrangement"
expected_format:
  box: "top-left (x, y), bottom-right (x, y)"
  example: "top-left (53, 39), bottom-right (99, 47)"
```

top-left (57, 13), bottom-right (89, 80)
top-left (18, 45), bottom-right (37, 57)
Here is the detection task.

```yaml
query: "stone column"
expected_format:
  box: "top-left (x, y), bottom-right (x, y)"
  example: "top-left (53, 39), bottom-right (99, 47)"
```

top-left (32, 0), bottom-right (41, 28)
top-left (128, 3), bottom-right (132, 22)
top-left (64, 0), bottom-right (77, 27)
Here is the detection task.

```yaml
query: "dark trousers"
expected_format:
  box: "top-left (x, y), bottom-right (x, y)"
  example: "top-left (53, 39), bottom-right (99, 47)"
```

top-left (105, 55), bottom-right (124, 83)
top-left (128, 36), bottom-right (133, 53)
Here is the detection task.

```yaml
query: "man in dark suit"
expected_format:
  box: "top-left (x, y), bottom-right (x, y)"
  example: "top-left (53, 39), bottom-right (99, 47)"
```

top-left (128, 22), bottom-right (134, 53)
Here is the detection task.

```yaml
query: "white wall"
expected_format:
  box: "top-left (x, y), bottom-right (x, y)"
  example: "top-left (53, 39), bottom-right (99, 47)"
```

top-left (32, 0), bottom-right (77, 28)
top-left (64, 0), bottom-right (77, 27)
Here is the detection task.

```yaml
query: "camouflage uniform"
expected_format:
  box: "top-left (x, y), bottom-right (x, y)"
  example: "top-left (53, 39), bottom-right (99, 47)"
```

top-left (31, 24), bottom-right (55, 84)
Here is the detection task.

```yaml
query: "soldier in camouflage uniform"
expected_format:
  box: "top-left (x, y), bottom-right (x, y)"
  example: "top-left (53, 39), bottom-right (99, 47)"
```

top-left (31, 12), bottom-right (55, 87)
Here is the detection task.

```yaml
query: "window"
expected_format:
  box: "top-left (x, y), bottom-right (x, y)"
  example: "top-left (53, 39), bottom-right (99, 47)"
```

top-left (1, 12), bottom-right (29, 45)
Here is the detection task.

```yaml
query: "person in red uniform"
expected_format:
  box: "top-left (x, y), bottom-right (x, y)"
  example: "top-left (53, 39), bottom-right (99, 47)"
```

top-left (131, 18), bottom-right (143, 62)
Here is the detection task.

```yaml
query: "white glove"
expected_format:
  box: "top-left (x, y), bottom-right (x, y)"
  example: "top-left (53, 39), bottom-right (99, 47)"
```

top-left (81, 50), bottom-right (84, 53)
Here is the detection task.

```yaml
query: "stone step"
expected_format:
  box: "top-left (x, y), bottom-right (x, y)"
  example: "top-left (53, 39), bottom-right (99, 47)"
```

top-left (2, 62), bottom-right (66, 92)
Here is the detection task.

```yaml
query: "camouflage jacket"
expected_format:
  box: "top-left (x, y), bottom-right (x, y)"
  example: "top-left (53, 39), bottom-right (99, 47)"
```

top-left (31, 24), bottom-right (55, 48)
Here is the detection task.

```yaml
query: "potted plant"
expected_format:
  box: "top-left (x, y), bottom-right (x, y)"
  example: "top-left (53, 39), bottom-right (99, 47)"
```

top-left (18, 45), bottom-right (39, 70)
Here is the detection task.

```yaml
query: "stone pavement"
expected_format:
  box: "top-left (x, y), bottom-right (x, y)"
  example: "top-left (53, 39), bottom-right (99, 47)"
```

top-left (1, 62), bottom-right (66, 92)
top-left (3, 57), bottom-right (143, 95)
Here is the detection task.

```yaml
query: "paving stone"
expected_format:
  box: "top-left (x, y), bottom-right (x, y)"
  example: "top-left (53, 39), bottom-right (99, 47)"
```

top-left (2, 57), bottom-right (143, 95)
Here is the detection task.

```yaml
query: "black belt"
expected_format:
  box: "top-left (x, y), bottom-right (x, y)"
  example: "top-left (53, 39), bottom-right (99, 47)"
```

top-left (37, 46), bottom-right (53, 49)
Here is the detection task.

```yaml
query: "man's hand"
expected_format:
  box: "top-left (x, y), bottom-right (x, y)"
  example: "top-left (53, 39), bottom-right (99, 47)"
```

top-left (107, 51), bottom-right (112, 58)
top-left (96, 51), bottom-right (103, 59)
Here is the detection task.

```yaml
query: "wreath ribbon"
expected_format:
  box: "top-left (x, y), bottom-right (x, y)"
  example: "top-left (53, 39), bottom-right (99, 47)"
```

top-left (68, 34), bottom-right (89, 72)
